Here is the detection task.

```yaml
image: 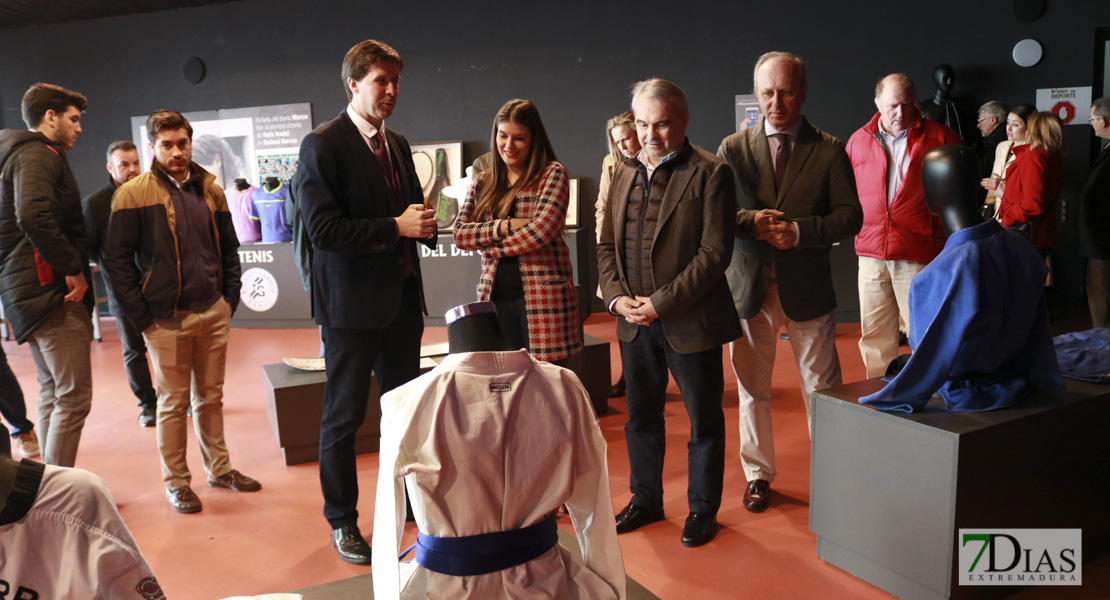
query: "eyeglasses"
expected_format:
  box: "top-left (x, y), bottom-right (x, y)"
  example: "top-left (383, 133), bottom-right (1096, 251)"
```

top-left (976, 117), bottom-right (993, 123)
top-left (1089, 116), bottom-right (1105, 123)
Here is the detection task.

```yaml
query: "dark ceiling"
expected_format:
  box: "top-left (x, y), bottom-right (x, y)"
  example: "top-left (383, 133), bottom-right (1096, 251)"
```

top-left (0, 0), bottom-right (243, 30)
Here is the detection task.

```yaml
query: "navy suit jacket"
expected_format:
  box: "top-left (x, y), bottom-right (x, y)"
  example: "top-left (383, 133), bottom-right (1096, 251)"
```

top-left (294, 109), bottom-right (436, 329)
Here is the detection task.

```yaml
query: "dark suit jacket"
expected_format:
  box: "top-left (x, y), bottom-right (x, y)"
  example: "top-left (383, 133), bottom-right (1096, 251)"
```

top-left (81, 178), bottom-right (116, 265)
top-left (294, 110), bottom-right (436, 329)
top-left (978, 125), bottom-right (1008, 180)
top-left (597, 142), bottom-right (742, 354)
top-left (1080, 144), bottom-right (1110, 259)
top-left (717, 117), bottom-right (862, 322)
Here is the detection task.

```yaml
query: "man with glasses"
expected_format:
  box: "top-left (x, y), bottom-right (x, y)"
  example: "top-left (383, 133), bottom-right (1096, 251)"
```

top-left (975, 101), bottom-right (1008, 200)
top-left (1081, 97), bottom-right (1110, 327)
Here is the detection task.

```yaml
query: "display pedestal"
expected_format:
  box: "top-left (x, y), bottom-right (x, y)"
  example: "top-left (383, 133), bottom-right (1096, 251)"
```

top-left (262, 363), bottom-right (381, 466)
top-left (264, 335), bottom-right (610, 466)
top-left (809, 378), bottom-right (1110, 600)
top-left (566, 333), bottom-right (611, 416)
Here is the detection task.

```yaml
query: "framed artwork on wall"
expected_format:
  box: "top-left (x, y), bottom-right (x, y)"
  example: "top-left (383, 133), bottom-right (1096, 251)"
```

top-left (566, 178), bottom-right (580, 228)
top-left (411, 140), bottom-right (464, 232)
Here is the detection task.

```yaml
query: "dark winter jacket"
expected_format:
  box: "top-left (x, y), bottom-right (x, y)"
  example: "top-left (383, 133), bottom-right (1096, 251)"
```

top-left (0, 129), bottom-right (91, 343)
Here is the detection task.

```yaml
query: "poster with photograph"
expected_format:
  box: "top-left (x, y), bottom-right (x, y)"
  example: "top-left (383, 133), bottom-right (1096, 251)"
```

top-left (735, 94), bottom-right (760, 131)
top-left (130, 103), bottom-right (313, 189)
top-left (411, 141), bottom-right (464, 232)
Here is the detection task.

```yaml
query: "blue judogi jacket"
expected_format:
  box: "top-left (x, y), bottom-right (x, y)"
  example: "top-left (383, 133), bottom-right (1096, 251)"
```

top-left (860, 220), bottom-right (1063, 412)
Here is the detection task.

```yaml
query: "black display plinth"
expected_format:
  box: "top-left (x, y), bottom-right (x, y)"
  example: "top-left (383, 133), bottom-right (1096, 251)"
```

top-left (566, 333), bottom-right (611, 416)
top-left (261, 363), bottom-right (381, 466)
top-left (809, 378), bottom-right (1110, 600)
top-left (262, 336), bottom-right (610, 465)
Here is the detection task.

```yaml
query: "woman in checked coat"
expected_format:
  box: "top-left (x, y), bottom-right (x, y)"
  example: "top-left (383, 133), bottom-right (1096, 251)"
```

top-left (453, 99), bottom-right (581, 365)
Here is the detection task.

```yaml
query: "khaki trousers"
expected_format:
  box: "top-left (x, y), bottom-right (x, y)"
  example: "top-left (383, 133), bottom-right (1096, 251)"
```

top-left (1089, 258), bottom-right (1110, 328)
top-left (28, 302), bottom-right (94, 467)
top-left (729, 281), bottom-right (841, 483)
top-left (144, 298), bottom-right (233, 490)
top-left (857, 257), bottom-right (925, 379)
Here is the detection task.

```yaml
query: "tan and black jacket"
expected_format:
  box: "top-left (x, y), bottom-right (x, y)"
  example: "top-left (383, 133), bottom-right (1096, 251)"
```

top-left (103, 163), bottom-right (240, 332)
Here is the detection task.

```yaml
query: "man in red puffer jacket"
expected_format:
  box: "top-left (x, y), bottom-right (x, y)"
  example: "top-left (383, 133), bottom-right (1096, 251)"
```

top-left (847, 73), bottom-right (961, 378)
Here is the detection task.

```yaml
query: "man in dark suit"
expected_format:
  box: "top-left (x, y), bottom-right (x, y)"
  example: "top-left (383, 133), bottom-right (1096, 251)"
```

top-left (717, 52), bottom-right (862, 513)
top-left (1082, 96), bottom-right (1110, 328)
top-left (598, 78), bottom-right (741, 548)
top-left (293, 39), bottom-right (436, 564)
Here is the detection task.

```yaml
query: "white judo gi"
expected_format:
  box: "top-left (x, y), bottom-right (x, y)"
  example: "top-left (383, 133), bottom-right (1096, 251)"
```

top-left (372, 350), bottom-right (625, 600)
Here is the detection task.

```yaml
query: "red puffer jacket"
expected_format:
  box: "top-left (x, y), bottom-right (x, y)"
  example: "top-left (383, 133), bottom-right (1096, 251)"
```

top-left (846, 113), bottom-right (961, 263)
top-left (998, 144), bottom-right (1062, 249)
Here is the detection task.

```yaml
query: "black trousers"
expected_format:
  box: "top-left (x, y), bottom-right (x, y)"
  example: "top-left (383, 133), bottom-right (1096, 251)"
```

top-left (319, 276), bottom-right (423, 529)
top-left (493, 294), bottom-right (568, 368)
top-left (105, 276), bottom-right (158, 409)
top-left (621, 319), bottom-right (725, 515)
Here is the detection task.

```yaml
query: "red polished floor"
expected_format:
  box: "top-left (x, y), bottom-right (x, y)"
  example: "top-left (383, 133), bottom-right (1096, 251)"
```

top-left (3, 313), bottom-right (1106, 599)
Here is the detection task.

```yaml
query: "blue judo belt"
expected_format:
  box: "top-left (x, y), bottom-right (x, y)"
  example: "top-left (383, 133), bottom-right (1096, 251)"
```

top-left (414, 512), bottom-right (559, 576)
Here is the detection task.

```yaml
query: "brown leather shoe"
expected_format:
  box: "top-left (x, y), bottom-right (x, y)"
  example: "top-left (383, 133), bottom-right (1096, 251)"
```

top-left (615, 501), bottom-right (665, 533)
top-left (208, 469), bottom-right (262, 492)
top-left (166, 486), bottom-right (202, 513)
top-left (743, 479), bottom-right (770, 512)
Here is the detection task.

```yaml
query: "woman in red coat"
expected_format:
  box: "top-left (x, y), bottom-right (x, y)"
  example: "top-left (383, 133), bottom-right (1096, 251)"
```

top-left (998, 111), bottom-right (1068, 255)
top-left (453, 99), bottom-right (581, 365)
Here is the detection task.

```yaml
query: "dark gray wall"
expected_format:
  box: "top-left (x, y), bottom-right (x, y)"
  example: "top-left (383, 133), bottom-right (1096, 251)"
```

top-left (3, 0), bottom-right (1108, 319)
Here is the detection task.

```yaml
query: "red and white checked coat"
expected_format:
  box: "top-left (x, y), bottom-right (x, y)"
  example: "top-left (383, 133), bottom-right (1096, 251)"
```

top-left (454, 162), bottom-right (581, 362)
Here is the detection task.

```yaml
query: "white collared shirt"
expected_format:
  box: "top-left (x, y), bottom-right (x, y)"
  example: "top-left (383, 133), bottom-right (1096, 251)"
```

top-left (877, 121), bottom-right (912, 204)
top-left (346, 103), bottom-right (393, 165)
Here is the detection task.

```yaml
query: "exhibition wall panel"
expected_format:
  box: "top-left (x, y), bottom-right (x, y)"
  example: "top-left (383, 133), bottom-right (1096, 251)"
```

top-left (2, 0), bottom-right (1108, 318)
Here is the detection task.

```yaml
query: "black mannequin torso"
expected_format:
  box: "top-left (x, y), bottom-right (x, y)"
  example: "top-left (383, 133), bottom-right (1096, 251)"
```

top-left (235, 178), bottom-right (250, 191)
top-left (920, 64), bottom-right (966, 140)
top-left (264, 176), bottom-right (281, 192)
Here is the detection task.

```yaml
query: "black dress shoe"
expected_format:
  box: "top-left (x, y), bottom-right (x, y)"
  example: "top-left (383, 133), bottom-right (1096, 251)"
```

top-left (681, 512), bottom-right (718, 547)
top-left (138, 406), bottom-right (156, 427)
top-left (615, 501), bottom-right (664, 533)
top-left (743, 479), bottom-right (771, 513)
top-left (331, 525), bottom-right (371, 565)
top-left (608, 376), bottom-right (626, 398)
